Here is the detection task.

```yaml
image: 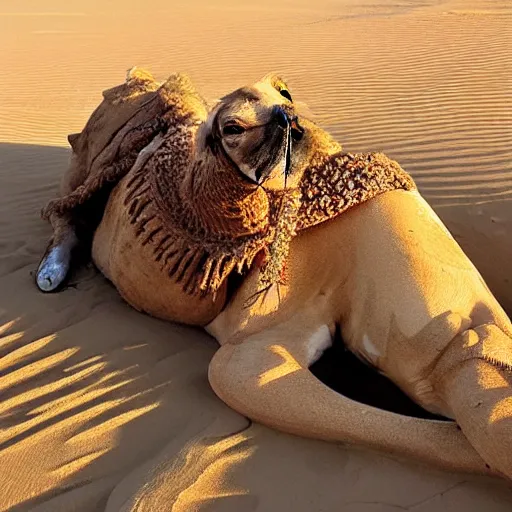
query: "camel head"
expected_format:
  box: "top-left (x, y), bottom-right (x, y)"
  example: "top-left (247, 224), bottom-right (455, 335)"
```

top-left (197, 74), bottom-right (318, 191)
top-left (188, 74), bottom-right (343, 294)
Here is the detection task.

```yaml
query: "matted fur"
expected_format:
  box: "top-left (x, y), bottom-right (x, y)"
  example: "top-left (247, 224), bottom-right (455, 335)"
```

top-left (41, 69), bottom-right (208, 222)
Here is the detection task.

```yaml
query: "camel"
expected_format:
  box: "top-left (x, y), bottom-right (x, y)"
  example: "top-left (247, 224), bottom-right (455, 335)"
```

top-left (37, 69), bottom-right (512, 480)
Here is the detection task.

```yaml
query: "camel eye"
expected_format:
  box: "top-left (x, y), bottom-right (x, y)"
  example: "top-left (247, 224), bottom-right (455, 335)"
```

top-left (280, 89), bottom-right (293, 102)
top-left (223, 124), bottom-right (245, 136)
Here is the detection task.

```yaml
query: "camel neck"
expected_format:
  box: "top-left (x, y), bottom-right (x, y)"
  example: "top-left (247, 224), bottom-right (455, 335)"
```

top-left (180, 154), bottom-right (270, 239)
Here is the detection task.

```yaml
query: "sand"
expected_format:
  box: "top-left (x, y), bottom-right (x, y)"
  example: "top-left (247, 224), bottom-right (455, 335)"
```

top-left (0, 0), bottom-right (511, 510)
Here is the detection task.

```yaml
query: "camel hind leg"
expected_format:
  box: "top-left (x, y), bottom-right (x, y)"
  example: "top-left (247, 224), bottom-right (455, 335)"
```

top-left (36, 212), bottom-right (79, 292)
top-left (208, 327), bottom-right (495, 476)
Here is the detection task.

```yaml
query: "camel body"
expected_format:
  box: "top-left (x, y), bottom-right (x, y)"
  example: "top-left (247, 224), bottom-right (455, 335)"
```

top-left (207, 189), bottom-right (512, 479)
top-left (37, 70), bottom-right (512, 481)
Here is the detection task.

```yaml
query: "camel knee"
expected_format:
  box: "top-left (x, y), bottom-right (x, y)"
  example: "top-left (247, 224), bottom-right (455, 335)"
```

top-left (433, 323), bottom-right (512, 387)
top-left (433, 324), bottom-right (512, 479)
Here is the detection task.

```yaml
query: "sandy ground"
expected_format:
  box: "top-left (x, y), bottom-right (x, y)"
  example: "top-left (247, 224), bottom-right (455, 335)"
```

top-left (0, 0), bottom-right (511, 510)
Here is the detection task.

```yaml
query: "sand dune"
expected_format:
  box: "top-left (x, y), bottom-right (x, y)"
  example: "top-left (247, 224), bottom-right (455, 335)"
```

top-left (0, 0), bottom-right (511, 510)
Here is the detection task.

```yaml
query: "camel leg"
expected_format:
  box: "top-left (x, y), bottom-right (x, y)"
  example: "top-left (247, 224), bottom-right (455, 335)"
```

top-left (36, 213), bottom-right (79, 292)
top-left (435, 323), bottom-right (512, 480)
top-left (208, 329), bottom-right (495, 477)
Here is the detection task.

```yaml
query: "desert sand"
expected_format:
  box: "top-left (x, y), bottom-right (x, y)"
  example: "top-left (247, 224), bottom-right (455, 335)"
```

top-left (0, 0), bottom-right (511, 510)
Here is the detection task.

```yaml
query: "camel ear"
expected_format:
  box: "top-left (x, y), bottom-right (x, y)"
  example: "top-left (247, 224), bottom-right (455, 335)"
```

top-left (67, 132), bottom-right (81, 151)
top-left (197, 101), bottom-right (223, 152)
top-left (259, 73), bottom-right (290, 93)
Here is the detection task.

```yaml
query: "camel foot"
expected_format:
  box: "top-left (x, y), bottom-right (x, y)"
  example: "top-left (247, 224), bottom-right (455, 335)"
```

top-left (36, 234), bottom-right (78, 292)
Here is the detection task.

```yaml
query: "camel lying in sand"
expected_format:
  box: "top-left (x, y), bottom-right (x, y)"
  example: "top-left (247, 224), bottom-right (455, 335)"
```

top-left (37, 69), bottom-right (512, 480)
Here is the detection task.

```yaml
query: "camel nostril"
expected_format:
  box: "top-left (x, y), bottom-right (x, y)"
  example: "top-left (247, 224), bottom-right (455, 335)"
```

top-left (274, 107), bottom-right (289, 129)
top-left (291, 118), bottom-right (304, 141)
top-left (291, 128), bottom-right (304, 142)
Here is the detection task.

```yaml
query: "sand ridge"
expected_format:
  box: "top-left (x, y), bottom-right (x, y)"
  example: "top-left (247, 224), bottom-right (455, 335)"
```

top-left (0, 0), bottom-right (511, 510)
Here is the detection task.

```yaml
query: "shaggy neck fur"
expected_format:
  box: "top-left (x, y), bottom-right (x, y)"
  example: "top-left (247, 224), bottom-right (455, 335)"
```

top-left (179, 150), bottom-right (270, 239)
top-left (122, 124), bottom-right (285, 297)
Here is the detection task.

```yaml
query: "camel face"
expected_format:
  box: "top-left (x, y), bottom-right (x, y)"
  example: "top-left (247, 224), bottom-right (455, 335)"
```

top-left (199, 75), bottom-right (307, 190)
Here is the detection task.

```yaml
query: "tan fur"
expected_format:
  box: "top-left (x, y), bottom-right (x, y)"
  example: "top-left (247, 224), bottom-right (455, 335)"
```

top-left (207, 188), bottom-right (512, 480)
top-left (90, 76), bottom-right (314, 322)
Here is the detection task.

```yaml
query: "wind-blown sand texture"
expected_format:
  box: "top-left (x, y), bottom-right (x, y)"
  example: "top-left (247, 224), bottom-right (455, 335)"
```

top-left (0, 0), bottom-right (511, 510)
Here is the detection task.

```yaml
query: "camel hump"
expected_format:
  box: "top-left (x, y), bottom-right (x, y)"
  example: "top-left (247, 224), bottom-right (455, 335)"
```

top-left (158, 72), bottom-right (209, 121)
top-left (42, 68), bottom-right (168, 223)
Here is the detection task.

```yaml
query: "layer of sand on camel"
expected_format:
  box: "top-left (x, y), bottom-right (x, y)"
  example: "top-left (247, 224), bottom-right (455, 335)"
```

top-left (0, 0), bottom-right (511, 510)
